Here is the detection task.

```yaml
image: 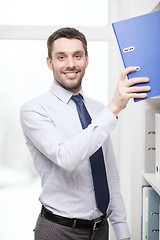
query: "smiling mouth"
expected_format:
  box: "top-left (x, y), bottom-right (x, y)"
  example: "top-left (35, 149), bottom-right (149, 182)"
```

top-left (63, 71), bottom-right (80, 78)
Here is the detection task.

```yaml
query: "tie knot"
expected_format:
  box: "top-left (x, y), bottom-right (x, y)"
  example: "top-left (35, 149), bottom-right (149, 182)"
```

top-left (71, 94), bottom-right (83, 104)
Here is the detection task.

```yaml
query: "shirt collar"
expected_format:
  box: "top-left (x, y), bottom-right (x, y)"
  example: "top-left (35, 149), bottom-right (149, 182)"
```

top-left (50, 82), bottom-right (84, 103)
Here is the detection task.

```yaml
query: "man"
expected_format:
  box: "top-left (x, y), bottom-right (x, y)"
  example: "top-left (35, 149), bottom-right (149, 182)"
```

top-left (20, 27), bottom-right (150, 240)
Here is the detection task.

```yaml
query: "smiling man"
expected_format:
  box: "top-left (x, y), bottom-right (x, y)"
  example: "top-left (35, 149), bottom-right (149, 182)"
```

top-left (20, 27), bottom-right (150, 240)
top-left (47, 37), bottom-right (88, 93)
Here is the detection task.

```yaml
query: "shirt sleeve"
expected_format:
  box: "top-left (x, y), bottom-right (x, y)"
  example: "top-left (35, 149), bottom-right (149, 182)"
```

top-left (104, 137), bottom-right (131, 240)
top-left (20, 101), bottom-right (117, 172)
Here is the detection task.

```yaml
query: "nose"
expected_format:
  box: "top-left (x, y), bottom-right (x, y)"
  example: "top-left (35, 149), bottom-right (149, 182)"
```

top-left (66, 56), bottom-right (75, 69)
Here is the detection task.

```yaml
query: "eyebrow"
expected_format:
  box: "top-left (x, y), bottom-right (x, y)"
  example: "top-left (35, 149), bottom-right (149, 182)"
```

top-left (55, 51), bottom-right (66, 56)
top-left (55, 50), bottom-right (84, 56)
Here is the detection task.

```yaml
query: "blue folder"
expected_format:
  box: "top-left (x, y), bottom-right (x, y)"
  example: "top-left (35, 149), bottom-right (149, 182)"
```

top-left (148, 189), bottom-right (160, 240)
top-left (112, 10), bottom-right (160, 102)
top-left (141, 186), bottom-right (160, 240)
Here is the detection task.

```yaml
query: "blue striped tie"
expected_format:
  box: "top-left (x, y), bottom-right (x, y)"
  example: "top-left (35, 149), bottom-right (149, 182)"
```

top-left (71, 94), bottom-right (110, 215)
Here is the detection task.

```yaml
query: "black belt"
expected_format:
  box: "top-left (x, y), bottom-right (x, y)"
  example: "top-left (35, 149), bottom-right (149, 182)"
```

top-left (41, 206), bottom-right (106, 231)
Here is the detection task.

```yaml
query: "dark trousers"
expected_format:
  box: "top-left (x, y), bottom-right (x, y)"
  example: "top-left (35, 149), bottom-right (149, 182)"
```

top-left (34, 213), bottom-right (109, 240)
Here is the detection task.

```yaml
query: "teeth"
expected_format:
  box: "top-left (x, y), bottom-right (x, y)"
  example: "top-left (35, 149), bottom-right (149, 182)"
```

top-left (65, 72), bottom-right (77, 78)
top-left (67, 73), bottom-right (75, 76)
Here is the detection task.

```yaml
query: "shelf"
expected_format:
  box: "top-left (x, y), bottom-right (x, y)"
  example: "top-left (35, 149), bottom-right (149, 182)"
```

top-left (143, 173), bottom-right (160, 195)
top-left (151, 95), bottom-right (160, 99)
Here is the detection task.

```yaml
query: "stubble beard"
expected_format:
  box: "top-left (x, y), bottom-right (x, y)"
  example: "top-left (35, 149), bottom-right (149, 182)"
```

top-left (52, 65), bottom-right (85, 93)
top-left (55, 75), bottom-right (82, 92)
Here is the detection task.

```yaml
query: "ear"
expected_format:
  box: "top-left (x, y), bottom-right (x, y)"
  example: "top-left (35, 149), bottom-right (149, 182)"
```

top-left (85, 55), bottom-right (89, 68)
top-left (46, 57), bottom-right (53, 71)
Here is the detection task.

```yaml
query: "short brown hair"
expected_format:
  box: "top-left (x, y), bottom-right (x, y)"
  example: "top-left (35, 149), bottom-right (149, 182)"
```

top-left (47, 27), bottom-right (88, 59)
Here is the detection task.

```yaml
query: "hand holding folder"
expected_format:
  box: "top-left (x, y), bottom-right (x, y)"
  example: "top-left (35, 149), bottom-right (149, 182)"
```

top-left (108, 66), bottom-right (150, 116)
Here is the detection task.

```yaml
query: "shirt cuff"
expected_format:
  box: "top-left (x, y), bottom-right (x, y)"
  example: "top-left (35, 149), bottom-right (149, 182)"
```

top-left (113, 222), bottom-right (131, 240)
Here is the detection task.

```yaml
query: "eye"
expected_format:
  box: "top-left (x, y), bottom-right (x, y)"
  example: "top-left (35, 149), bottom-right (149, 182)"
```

top-left (75, 54), bottom-right (81, 59)
top-left (58, 55), bottom-right (65, 60)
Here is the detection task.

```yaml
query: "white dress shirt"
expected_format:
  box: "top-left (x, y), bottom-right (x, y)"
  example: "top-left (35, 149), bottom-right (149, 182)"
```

top-left (20, 82), bottom-right (130, 240)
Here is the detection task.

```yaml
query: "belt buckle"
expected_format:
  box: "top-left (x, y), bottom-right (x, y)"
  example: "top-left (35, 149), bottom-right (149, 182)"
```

top-left (93, 219), bottom-right (102, 231)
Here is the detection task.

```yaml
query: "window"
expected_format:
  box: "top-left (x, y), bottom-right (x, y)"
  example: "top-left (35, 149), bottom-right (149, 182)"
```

top-left (0, 1), bottom-right (111, 239)
top-left (0, 0), bottom-right (108, 26)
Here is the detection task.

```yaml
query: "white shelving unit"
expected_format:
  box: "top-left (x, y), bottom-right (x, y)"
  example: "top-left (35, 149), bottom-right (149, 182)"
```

top-left (143, 96), bottom-right (160, 194)
top-left (143, 172), bottom-right (160, 195)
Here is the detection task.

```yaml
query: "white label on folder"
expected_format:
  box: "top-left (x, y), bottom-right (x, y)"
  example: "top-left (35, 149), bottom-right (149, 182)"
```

top-left (123, 46), bottom-right (135, 53)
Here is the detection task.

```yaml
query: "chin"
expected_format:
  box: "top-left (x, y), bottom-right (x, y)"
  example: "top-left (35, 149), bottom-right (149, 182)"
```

top-left (67, 86), bottom-right (81, 93)
top-left (55, 77), bottom-right (82, 92)
top-left (64, 80), bottom-right (81, 89)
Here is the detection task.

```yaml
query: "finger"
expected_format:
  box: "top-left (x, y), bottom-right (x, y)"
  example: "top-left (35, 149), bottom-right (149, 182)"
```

top-left (120, 66), bottom-right (139, 80)
top-left (129, 85), bottom-right (151, 93)
top-left (129, 92), bottom-right (148, 99)
top-left (127, 77), bottom-right (149, 87)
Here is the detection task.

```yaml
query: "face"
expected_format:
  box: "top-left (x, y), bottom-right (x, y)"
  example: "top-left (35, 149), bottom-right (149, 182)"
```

top-left (47, 38), bottom-right (88, 93)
